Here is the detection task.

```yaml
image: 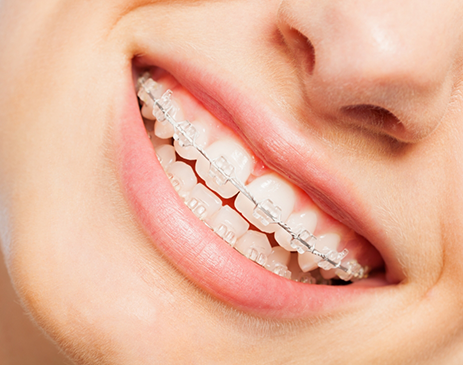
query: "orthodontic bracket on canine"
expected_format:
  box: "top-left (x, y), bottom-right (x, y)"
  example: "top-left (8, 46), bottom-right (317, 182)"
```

top-left (137, 73), bottom-right (368, 282)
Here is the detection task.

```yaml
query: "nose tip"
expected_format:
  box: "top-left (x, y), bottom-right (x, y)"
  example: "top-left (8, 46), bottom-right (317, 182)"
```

top-left (277, 0), bottom-right (458, 142)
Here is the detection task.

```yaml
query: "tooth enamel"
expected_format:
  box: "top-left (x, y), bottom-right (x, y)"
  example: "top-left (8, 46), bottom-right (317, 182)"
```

top-left (265, 246), bottom-right (292, 279)
top-left (154, 93), bottom-right (185, 139)
top-left (165, 161), bottom-right (197, 199)
top-left (209, 205), bottom-right (249, 246)
top-left (235, 173), bottom-right (296, 233)
top-left (173, 119), bottom-right (209, 160)
top-left (148, 131), bottom-right (170, 148)
top-left (137, 77), bottom-right (163, 107)
top-left (275, 210), bottom-right (318, 252)
top-left (185, 183), bottom-right (222, 221)
top-left (142, 103), bottom-right (156, 120)
top-left (195, 139), bottom-right (253, 198)
top-left (298, 233), bottom-right (341, 273)
top-left (154, 144), bottom-right (176, 169)
top-left (234, 230), bottom-right (272, 266)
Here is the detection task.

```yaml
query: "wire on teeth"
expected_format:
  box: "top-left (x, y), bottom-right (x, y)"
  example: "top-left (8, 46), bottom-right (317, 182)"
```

top-left (137, 73), bottom-right (368, 282)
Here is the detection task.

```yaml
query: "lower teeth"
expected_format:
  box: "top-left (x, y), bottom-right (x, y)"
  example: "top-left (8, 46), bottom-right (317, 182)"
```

top-left (137, 73), bottom-right (368, 285)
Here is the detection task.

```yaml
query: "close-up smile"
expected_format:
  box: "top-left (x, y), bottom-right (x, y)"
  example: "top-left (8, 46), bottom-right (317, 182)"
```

top-left (2, 1), bottom-right (463, 362)
top-left (117, 60), bottom-right (398, 318)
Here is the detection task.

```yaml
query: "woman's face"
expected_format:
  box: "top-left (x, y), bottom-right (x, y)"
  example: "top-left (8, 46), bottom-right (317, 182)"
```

top-left (1, 0), bottom-right (463, 363)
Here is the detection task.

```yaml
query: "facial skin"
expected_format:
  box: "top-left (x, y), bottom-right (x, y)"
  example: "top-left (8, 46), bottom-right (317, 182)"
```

top-left (1, 0), bottom-right (463, 363)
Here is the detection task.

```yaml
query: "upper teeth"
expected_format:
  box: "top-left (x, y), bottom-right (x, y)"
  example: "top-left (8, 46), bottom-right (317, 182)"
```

top-left (137, 73), bottom-right (367, 283)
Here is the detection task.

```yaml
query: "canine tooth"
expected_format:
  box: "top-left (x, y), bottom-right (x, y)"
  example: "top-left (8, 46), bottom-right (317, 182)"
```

top-left (165, 161), bottom-right (197, 200)
top-left (154, 144), bottom-right (176, 169)
top-left (196, 140), bottom-right (253, 198)
top-left (174, 120), bottom-right (209, 160)
top-left (185, 183), bottom-right (222, 221)
top-left (235, 231), bottom-right (272, 266)
top-left (235, 173), bottom-right (296, 233)
top-left (209, 206), bottom-right (249, 246)
top-left (298, 233), bottom-right (340, 273)
top-left (275, 210), bottom-right (317, 252)
top-left (265, 246), bottom-right (291, 279)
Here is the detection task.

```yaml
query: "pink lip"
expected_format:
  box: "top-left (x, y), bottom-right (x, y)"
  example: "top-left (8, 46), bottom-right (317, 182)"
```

top-left (115, 55), bottom-right (399, 318)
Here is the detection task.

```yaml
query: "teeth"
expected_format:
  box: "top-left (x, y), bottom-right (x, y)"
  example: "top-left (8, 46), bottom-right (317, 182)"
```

top-left (165, 161), bottom-right (197, 199)
top-left (154, 92), bottom-right (185, 139)
top-left (142, 104), bottom-right (156, 120)
top-left (185, 183), bottom-right (222, 221)
top-left (235, 173), bottom-right (296, 233)
top-left (234, 230), bottom-right (272, 266)
top-left (155, 144), bottom-right (176, 169)
top-left (137, 75), bottom-right (368, 283)
top-left (209, 206), bottom-right (249, 246)
top-left (148, 130), bottom-right (171, 149)
top-left (174, 119), bottom-right (210, 160)
top-left (298, 233), bottom-right (340, 273)
top-left (195, 140), bottom-right (253, 198)
top-left (265, 246), bottom-right (292, 279)
top-left (275, 210), bottom-right (318, 252)
top-left (137, 77), bottom-right (163, 107)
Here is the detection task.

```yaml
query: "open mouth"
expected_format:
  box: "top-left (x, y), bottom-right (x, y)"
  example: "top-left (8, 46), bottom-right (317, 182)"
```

top-left (118, 60), bottom-right (392, 317)
top-left (136, 69), bottom-right (384, 285)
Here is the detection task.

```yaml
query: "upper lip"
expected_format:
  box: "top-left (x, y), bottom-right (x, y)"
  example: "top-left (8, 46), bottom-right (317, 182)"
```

top-left (118, 51), bottom-right (403, 318)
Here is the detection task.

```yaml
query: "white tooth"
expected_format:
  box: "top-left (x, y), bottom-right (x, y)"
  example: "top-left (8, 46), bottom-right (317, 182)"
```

top-left (234, 230), bottom-right (272, 266)
top-left (265, 246), bottom-right (291, 279)
top-left (142, 103), bottom-right (155, 120)
top-left (235, 173), bottom-right (296, 233)
top-left (274, 210), bottom-right (317, 251)
top-left (149, 131), bottom-right (171, 148)
top-left (298, 233), bottom-right (340, 273)
top-left (165, 161), bottom-right (197, 200)
top-left (155, 144), bottom-right (176, 169)
top-left (195, 139), bottom-right (253, 198)
top-left (209, 206), bottom-right (249, 246)
top-left (137, 78), bottom-right (163, 107)
top-left (185, 183), bottom-right (222, 221)
top-left (174, 119), bottom-right (210, 160)
top-left (154, 99), bottom-right (185, 139)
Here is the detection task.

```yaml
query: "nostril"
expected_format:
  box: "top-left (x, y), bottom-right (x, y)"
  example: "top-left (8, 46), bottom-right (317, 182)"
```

top-left (302, 37), bottom-right (316, 76)
top-left (342, 104), bottom-right (403, 134)
top-left (283, 27), bottom-right (316, 76)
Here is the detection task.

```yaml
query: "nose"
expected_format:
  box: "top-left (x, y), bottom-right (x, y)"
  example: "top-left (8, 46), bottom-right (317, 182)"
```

top-left (277, 0), bottom-right (462, 142)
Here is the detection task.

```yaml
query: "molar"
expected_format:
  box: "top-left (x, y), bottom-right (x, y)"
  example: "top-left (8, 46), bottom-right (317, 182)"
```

top-left (234, 230), bottom-right (272, 266)
top-left (209, 205), bottom-right (249, 246)
top-left (185, 183), bottom-right (222, 221)
top-left (196, 139), bottom-right (253, 198)
top-left (298, 233), bottom-right (340, 273)
top-left (235, 173), bottom-right (296, 233)
top-left (274, 210), bottom-right (318, 251)
top-left (165, 161), bottom-right (197, 200)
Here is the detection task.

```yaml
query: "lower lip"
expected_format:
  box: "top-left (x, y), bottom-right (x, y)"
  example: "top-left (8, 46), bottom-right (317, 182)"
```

top-left (116, 73), bottom-right (386, 319)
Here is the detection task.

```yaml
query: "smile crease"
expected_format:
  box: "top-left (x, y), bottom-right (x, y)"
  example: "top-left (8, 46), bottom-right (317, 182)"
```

top-left (136, 71), bottom-right (368, 286)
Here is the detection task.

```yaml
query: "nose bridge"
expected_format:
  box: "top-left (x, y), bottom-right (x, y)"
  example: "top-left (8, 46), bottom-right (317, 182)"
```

top-left (277, 0), bottom-right (460, 142)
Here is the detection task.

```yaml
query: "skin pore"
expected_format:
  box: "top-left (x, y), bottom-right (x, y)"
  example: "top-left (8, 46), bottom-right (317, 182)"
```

top-left (1, 0), bottom-right (463, 364)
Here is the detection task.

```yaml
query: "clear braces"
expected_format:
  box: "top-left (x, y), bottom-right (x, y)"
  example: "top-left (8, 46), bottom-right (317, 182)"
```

top-left (137, 73), bottom-right (368, 282)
